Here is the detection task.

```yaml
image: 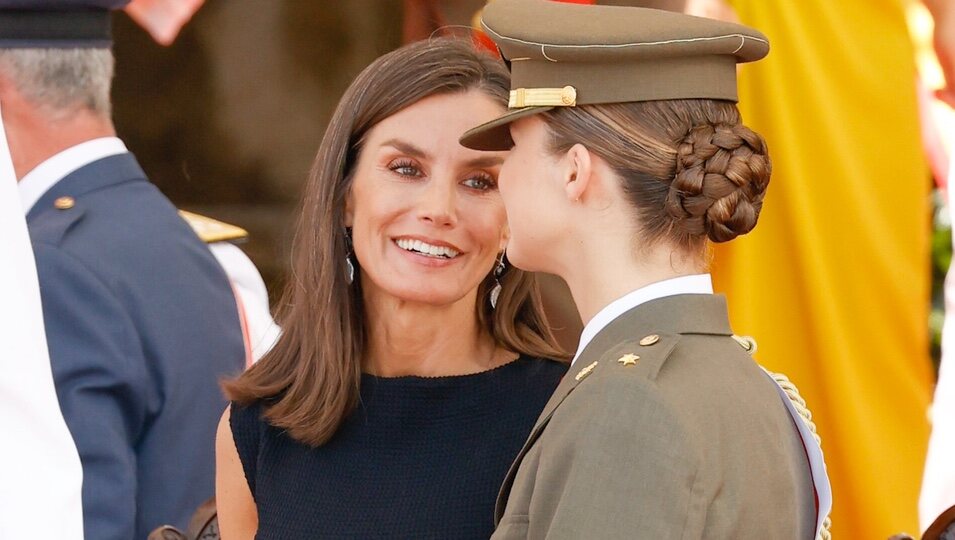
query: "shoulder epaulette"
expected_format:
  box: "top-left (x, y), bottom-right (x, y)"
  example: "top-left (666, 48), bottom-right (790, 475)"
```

top-left (576, 332), bottom-right (680, 384)
top-left (178, 210), bottom-right (249, 244)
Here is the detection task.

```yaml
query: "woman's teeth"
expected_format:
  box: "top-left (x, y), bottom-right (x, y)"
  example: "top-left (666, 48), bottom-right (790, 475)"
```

top-left (395, 238), bottom-right (459, 259)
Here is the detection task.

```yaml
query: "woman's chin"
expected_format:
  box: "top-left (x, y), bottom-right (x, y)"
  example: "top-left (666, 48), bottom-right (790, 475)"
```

top-left (373, 282), bottom-right (470, 308)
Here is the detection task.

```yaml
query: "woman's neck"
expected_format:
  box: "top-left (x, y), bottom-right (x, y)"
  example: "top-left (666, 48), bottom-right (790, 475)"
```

top-left (557, 236), bottom-right (704, 325)
top-left (361, 287), bottom-right (506, 377)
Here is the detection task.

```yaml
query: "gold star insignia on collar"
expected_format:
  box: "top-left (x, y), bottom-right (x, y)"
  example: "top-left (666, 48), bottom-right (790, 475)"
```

top-left (617, 353), bottom-right (640, 366)
top-left (575, 360), bottom-right (599, 381)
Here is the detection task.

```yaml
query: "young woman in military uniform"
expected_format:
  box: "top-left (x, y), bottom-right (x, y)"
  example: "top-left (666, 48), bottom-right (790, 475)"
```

top-left (461, 1), bottom-right (831, 538)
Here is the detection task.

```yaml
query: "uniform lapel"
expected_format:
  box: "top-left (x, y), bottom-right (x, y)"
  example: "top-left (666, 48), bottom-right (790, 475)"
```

top-left (494, 353), bottom-right (593, 520)
top-left (494, 293), bottom-right (734, 521)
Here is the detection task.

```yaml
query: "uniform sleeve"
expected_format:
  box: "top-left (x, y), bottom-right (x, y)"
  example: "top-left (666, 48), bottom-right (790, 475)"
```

top-left (33, 244), bottom-right (149, 540)
top-left (534, 376), bottom-right (703, 539)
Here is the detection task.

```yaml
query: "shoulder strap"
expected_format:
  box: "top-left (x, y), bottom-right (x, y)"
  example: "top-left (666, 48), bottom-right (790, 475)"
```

top-left (179, 210), bottom-right (248, 244)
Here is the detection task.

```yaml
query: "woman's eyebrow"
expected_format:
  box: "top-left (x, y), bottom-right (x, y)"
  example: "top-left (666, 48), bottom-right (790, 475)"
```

top-left (464, 156), bottom-right (505, 169)
top-left (380, 139), bottom-right (430, 160)
top-left (380, 138), bottom-right (503, 168)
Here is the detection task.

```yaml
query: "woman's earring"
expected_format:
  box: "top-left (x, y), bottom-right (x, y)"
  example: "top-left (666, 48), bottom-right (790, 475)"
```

top-left (345, 258), bottom-right (355, 284)
top-left (344, 228), bottom-right (355, 284)
top-left (490, 252), bottom-right (506, 309)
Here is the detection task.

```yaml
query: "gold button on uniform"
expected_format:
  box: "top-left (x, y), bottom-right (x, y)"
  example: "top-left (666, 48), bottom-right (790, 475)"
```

top-left (575, 360), bottom-right (599, 381)
top-left (54, 196), bottom-right (75, 210)
top-left (617, 353), bottom-right (640, 366)
top-left (560, 85), bottom-right (577, 106)
top-left (639, 334), bottom-right (660, 346)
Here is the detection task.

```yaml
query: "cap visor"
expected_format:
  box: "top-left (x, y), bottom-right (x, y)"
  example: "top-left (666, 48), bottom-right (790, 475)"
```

top-left (459, 106), bottom-right (554, 151)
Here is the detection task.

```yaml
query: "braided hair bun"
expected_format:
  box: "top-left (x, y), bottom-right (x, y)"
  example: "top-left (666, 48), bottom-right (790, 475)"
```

top-left (666, 123), bottom-right (771, 243)
top-left (542, 99), bottom-right (771, 253)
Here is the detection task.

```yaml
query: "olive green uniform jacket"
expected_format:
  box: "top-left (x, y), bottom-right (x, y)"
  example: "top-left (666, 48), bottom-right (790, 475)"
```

top-left (492, 294), bottom-right (816, 539)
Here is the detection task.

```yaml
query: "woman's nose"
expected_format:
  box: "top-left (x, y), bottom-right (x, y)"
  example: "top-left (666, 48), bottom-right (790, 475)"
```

top-left (417, 176), bottom-right (457, 227)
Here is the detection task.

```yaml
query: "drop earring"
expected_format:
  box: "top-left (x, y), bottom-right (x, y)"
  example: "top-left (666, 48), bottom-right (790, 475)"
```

top-left (490, 251), bottom-right (506, 309)
top-left (344, 228), bottom-right (355, 284)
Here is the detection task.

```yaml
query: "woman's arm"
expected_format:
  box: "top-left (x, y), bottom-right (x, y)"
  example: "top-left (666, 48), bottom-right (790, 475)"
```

top-left (216, 407), bottom-right (258, 540)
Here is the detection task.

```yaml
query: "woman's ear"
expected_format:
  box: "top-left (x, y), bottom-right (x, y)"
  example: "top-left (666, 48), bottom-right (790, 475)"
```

top-left (343, 184), bottom-right (355, 228)
top-left (564, 143), bottom-right (593, 203)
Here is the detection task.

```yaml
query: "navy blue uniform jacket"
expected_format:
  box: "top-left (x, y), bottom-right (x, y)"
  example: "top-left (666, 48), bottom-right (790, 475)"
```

top-left (26, 152), bottom-right (245, 540)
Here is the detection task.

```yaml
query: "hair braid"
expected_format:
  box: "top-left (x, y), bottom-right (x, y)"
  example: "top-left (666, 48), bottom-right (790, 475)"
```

top-left (667, 122), bottom-right (771, 242)
top-left (543, 99), bottom-right (771, 254)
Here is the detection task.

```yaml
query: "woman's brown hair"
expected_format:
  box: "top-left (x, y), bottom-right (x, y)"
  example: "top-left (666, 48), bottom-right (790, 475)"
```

top-left (542, 99), bottom-right (771, 255)
top-left (224, 38), bottom-right (567, 447)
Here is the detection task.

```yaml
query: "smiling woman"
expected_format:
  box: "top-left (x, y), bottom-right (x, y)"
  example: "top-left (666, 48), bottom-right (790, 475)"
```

top-left (346, 91), bottom-right (513, 345)
top-left (214, 38), bottom-right (568, 540)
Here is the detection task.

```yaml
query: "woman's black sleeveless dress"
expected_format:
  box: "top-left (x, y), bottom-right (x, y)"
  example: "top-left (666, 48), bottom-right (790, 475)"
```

top-left (230, 356), bottom-right (566, 539)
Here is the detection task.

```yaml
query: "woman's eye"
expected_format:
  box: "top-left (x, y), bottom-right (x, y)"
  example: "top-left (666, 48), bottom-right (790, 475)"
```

top-left (463, 174), bottom-right (496, 191)
top-left (388, 160), bottom-right (422, 177)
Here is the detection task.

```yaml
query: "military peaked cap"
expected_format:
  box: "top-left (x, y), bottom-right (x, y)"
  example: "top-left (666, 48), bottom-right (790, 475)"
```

top-left (0, 0), bottom-right (130, 48)
top-left (461, 0), bottom-right (770, 150)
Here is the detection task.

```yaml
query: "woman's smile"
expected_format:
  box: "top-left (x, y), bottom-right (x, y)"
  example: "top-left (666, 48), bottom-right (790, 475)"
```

top-left (392, 236), bottom-right (464, 268)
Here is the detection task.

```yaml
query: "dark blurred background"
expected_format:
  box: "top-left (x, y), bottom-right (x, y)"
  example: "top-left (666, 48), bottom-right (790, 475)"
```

top-left (110, 0), bottom-right (685, 323)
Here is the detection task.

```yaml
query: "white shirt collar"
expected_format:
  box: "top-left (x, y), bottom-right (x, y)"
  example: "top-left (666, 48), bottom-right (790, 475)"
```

top-left (18, 137), bottom-right (128, 215)
top-left (572, 274), bottom-right (714, 366)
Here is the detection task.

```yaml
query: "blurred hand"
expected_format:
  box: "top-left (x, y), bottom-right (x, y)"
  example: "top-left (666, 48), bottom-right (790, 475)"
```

top-left (933, 5), bottom-right (955, 107)
top-left (684, 0), bottom-right (739, 23)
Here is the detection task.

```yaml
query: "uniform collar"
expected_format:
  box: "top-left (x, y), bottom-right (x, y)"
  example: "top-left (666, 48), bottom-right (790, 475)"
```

top-left (18, 137), bottom-right (128, 215)
top-left (572, 273), bottom-right (715, 366)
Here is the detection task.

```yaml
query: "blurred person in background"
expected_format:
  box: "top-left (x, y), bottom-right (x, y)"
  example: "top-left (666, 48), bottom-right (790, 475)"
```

top-left (178, 209), bottom-right (281, 362)
top-left (216, 37), bottom-right (568, 540)
top-left (921, 0), bottom-right (955, 532)
top-left (0, 103), bottom-right (83, 540)
top-left (924, 157), bottom-right (955, 533)
top-left (0, 1), bottom-right (247, 538)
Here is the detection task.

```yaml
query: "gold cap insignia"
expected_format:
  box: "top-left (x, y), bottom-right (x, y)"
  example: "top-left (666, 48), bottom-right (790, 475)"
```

top-left (617, 353), bottom-right (640, 366)
top-left (639, 334), bottom-right (660, 346)
top-left (508, 85), bottom-right (577, 108)
top-left (54, 196), bottom-right (75, 210)
top-left (560, 85), bottom-right (577, 105)
top-left (575, 360), bottom-right (599, 381)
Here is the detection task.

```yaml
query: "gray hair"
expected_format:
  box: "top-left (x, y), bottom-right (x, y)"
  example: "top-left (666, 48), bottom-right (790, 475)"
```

top-left (0, 48), bottom-right (114, 117)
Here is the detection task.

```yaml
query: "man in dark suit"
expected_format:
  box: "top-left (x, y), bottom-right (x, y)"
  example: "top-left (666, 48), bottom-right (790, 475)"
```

top-left (0, 2), bottom-right (246, 539)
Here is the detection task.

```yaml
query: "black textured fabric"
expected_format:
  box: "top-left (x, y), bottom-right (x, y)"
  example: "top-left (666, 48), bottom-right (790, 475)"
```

top-left (230, 356), bottom-right (566, 539)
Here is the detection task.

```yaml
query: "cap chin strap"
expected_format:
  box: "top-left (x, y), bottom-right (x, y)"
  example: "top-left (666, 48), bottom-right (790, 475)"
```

top-left (508, 85), bottom-right (577, 108)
